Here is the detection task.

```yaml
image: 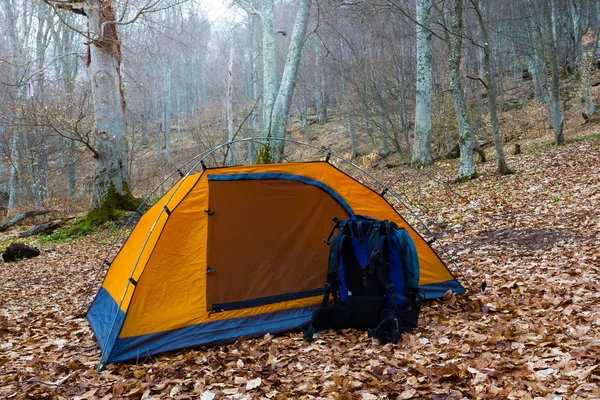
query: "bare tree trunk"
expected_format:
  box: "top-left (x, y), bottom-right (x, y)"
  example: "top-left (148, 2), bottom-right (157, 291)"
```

top-left (412, 0), bottom-right (434, 167)
top-left (248, 14), bottom-right (259, 163)
top-left (525, 12), bottom-right (552, 125)
top-left (163, 63), bottom-right (172, 162)
top-left (315, 42), bottom-right (327, 125)
top-left (227, 37), bottom-right (235, 165)
top-left (260, 0), bottom-right (278, 137)
top-left (154, 97), bottom-right (162, 161)
top-left (396, 66), bottom-right (410, 150)
top-left (84, 0), bottom-right (136, 215)
top-left (581, 29), bottom-right (596, 117)
top-left (447, 0), bottom-right (477, 180)
top-left (2, 0), bottom-right (23, 215)
top-left (270, 0), bottom-right (312, 156)
top-left (377, 84), bottom-right (389, 156)
top-left (141, 114), bottom-right (149, 146)
top-left (541, 0), bottom-right (565, 144)
top-left (339, 38), bottom-right (358, 158)
top-left (177, 93), bottom-right (182, 152)
top-left (474, 0), bottom-right (512, 174)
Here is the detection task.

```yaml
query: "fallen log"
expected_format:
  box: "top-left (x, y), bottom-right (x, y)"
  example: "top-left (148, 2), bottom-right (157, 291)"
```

top-left (0, 210), bottom-right (52, 232)
top-left (19, 219), bottom-right (67, 237)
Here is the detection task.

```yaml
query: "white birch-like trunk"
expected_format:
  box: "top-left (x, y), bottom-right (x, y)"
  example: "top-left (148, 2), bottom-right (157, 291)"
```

top-left (248, 15), bottom-right (259, 163)
top-left (260, 0), bottom-right (278, 137)
top-left (2, 0), bottom-right (23, 214)
top-left (412, 0), bottom-right (433, 167)
top-left (448, 0), bottom-right (476, 180)
top-left (270, 0), bottom-right (312, 156)
top-left (86, 0), bottom-right (132, 208)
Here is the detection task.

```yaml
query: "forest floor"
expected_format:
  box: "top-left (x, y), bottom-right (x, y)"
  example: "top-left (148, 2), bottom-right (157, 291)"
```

top-left (0, 127), bottom-right (599, 399)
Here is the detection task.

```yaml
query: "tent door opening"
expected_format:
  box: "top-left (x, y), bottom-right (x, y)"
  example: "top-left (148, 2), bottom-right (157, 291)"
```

top-left (205, 174), bottom-right (352, 312)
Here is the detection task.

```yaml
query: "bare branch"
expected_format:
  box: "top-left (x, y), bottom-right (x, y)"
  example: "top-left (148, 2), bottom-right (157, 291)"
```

top-left (235, 0), bottom-right (262, 17)
top-left (466, 75), bottom-right (488, 89)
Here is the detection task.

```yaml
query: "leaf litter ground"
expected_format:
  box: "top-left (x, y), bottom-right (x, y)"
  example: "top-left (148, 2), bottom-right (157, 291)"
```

top-left (0, 139), bottom-right (599, 399)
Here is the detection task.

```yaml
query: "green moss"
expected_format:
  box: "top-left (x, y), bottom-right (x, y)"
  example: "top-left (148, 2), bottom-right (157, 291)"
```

top-left (256, 134), bottom-right (274, 164)
top-left (456, 171), bottom-right (479, 183)
top-left (63, 182), bottom-right (139, 238)
top-left (566, 133), bottom-right (600, 143)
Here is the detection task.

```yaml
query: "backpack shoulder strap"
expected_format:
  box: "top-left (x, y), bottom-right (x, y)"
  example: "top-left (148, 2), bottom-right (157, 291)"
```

top-left (322, 221), bottom-right (348, 307)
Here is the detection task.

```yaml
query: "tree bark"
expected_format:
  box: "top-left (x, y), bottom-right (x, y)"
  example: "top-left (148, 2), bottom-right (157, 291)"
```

top-left (85, 0), bottom-right (137, 217)
top-left (270, 0), bottom-right (312, 156)
top-left (227, 37), bottom-right (235, 165)
top-left (163, 63), bottom-right (172, 162)
top-left (447, 0), bottom-right (477, 180)
top-left (339, 38), bottom-right (358, 158)
top-left (412, 0), bottom-right (434, 167)
top-left (260, 0), bottom-right (278, 138)
top-left (474, 0), bottom-right (512, 174)
top-left (541, 0), bottom-right (565, 144)
top-left (315, 42), bottom-right (327, 125)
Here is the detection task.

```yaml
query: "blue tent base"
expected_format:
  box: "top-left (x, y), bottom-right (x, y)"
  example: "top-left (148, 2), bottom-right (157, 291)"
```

top-left (420, 279), bottom-right (466, 299)
top-left (88, 279), bottom-right (465, 364)
top-left (106, 305), bottom-right (319, 363)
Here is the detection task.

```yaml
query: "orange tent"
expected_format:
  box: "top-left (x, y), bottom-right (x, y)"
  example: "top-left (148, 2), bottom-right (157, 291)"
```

top-left (87, 162), bottom-right (465, 364)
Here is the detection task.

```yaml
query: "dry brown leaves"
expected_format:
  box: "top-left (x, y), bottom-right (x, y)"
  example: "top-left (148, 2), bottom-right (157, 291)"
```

top-left (1, 138), bottom-right (599, 399)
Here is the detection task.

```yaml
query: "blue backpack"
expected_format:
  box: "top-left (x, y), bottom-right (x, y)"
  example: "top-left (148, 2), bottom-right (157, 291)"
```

top-left (304, 215), bottom-right (423, 343)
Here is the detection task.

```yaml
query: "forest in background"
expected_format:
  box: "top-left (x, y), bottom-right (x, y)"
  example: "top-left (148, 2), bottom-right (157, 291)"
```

top-left (1, 0), bottom-right (599, 221)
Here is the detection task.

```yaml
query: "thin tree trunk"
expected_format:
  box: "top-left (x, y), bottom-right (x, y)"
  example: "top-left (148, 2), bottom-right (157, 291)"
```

top-left (315, 43), bottom-right (327, 125)
top-left (378, 85), bottom-right (389, 156)
top-left (339, 38), bottom-right (358, 158)
top-left (526, 13), bottom-right (552, 125)
top-left (474, 0), bottom-right (512, 174)
top-left (67, 139), bottom-right (76, 199)
top-left (248, 14), bottom-right (259, 163)
top-left (581, 29), bottom-right (596, 116)
top-left (412, 0), bottom-right (434, 167)
top-left (396, 66), bottom-right (410, 150)
top-left (447, 0), bottom-right (477, 180)
top-left (227, 37), bottom-right (235, 165)
top-left (177, 94), bottom-right (182, 152)
top-left (163, 64), bottom-right (172, 162)
top-left (541, 0), bottom-right (565, 144)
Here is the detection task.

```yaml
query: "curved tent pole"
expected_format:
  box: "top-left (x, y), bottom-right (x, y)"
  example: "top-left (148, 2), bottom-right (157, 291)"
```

top-left (89, 137), bottom-right (473, 369)
top-left (215, 138), bottom-right (474, 292)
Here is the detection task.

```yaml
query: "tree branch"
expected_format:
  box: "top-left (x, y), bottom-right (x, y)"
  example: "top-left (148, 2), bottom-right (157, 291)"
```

top-left (466, 75), bottom-right (488, 89)
top-left (235, 0), bottom-right (262, 17)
